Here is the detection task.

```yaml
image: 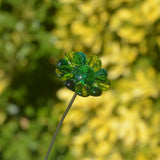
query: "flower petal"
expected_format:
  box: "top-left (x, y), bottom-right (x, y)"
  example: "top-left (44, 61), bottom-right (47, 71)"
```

top-left (57, 58), bottom-right (69, 67)
top-left (75, 82), bottom-right (90, 97)
top-left (56, 59), bottom-right (73, 81)
top-left (64, 51), bottom-right (74, 66)
top-left (95, 75), bottom-right (107, 82)
top-left (94, 79), bottom-right (111, 91)
top-left (90, 86), bottom-right (102, 96)
top-left (86, 55), bottom-right (102, 72)
top-left (74, 52), bottom-right (87, 65)
top-left (61, 73), bottom-right (74, 81)
top-left (56, 58), bottom-right (72, 74)
top-left (65, 51), bottom-right (87, 67)
top-left (96, 68), bottom-right (108, 77)
top-left (95, 68), bottom-right (108, 82)
top-left (56, 65), bottom-right (72, 75)
top-left (56, 67), bottom-right (74, 81)
top-left (65, 79), bottom-right (76, 91)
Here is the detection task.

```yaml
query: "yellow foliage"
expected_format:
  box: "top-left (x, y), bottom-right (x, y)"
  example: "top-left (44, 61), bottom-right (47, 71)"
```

top-left (94, 141), bottom-right (112, 156)
top-left (135, 153), bottom-right (148, 160)
top-left (54, 0), bottom-right (160, 159)
top-left (118, 27), bottom-right (145, 43)
top-left (141, 0), bottom-right (160, 23)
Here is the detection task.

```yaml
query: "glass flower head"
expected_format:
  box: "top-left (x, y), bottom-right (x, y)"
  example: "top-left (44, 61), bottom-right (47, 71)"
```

top-left (56, 51), bottom-right (111, 97)
top-left (45, 51), bottom-right (111, 160)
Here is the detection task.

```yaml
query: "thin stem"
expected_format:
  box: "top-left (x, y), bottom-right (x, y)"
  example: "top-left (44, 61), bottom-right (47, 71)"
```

top-left (45, 93), bottom-right (77, 160)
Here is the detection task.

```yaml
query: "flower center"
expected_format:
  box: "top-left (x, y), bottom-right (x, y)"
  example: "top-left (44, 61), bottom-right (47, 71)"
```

top-left (74, 65), bottom-right (95, 85)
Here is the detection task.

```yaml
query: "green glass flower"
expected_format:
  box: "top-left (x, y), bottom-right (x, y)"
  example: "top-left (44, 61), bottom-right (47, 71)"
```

top-left (46, 51), bottom-right (111, 160)
top-left (56, 51), bottom-right (111, 97)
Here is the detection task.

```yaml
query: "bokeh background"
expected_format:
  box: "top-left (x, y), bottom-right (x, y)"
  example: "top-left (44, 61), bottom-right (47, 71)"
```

top-left (0, 0), bottom-right (160, 159)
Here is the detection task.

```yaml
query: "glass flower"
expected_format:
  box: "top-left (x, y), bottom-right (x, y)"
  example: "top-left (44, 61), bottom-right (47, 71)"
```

top-left (56, 51), bottom-right (111, 97)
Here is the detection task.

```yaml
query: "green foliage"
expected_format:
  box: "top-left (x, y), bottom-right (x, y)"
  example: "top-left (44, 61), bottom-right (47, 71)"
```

top-left (0, 0), bottom-right (65, 160)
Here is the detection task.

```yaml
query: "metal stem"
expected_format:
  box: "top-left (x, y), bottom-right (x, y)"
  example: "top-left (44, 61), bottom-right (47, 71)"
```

top-left (45, 92), bottom-right (77, 160)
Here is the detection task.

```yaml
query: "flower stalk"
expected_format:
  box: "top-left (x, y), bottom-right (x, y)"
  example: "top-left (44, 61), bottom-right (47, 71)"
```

top-left (45, 93), bottom-right (77, 160)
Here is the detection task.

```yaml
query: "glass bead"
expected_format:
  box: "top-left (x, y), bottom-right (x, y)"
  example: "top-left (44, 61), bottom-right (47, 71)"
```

top-left (74, 65), bottom-right (95, 86)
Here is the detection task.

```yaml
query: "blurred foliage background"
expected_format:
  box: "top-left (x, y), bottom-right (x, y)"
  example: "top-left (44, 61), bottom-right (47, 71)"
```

top-left (0, 0), bottom-right (160, 160)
